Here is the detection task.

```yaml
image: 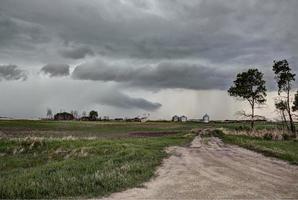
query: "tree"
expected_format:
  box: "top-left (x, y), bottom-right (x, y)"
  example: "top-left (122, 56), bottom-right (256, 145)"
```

top-left (275, 99), bottom-right (289, 130)
top-left (228, 69), bottom-right (267, 129)
top-left (70, 110), bottom-right (79, 119)
top-left (82, 111), bottom-right (87, 117)
top-left (89, 110), bottom-right (98, 121)
top-left (272, 59), bottom-right (296, 135)
top-left (46, 108), bottom-right (53, 119)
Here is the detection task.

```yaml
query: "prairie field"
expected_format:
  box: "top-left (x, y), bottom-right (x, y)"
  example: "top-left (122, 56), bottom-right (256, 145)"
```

top-left (0, 120), bottom-right (201, 138)
top-left (0, 120), bottom-right (198, 199)
top-left (0, 120), bottom-right (297, 199)
top-left (210, 129), bottom-right (298, 165)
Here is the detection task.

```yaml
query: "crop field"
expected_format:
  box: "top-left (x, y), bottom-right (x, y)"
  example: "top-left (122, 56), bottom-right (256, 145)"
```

top-left (0, 120), bottom-right (297, 199)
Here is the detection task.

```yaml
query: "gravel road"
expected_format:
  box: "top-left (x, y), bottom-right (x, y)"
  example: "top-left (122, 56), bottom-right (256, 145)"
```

top-left (101, 133), bottom-right (298, 199)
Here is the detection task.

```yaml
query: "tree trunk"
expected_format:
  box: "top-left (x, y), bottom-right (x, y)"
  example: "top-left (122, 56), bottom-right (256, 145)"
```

top-left (281, 110), bottom-right (290, 131)
top-left (287, 83), bottom-right (296, 136)
top-left (251, 101), bottom-right (255, 130)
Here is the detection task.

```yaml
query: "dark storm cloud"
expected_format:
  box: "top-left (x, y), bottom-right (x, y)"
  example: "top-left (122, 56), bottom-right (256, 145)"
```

top-left (98, 90), bottom-right (161, 111)
top-left (0, 0), bottom-right (297, 119)
top-left (60, 46), bottom-right (94, 59)
top-left (41, 64), bottom-right (70, 77)
top-left (0, 64), bottom-right (27, 81)
top-left (0, 0), bottom-right (297, 65)
top-left (72, 60), bottom-right (232, 90)
top-left (0, 13), bottom-right (48, 47)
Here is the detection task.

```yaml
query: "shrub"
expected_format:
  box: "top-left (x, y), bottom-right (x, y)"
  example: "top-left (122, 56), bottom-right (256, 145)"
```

top-left (234, 125), bottom-right (251, 132)
top-left (282, 133), bottom-right (291, 140)
top-left (263, 133), bottom-right (273, 140)
top-left (211, 130), bottom-right (225, 138)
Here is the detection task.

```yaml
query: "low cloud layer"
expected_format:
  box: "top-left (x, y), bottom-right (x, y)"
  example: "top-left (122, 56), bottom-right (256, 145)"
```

top-left (41, 64), bottom-right (70, 77)
top-left (98, 90), bottom-right (161, 111)
top-left (60, 46), bottom-right (94, 59)
top-left (72, 60), bottom-right (232, 90)
top-left (0, 65), bottom-right (27, 81)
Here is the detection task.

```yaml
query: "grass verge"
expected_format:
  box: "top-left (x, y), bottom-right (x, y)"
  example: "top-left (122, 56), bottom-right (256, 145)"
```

top-left (0, 133), bottom-right (195, 199)
top-left (211, 129), bottom-right (298, 165)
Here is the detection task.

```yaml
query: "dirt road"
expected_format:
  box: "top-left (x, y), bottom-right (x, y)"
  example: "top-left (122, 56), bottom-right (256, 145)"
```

top-left (101, 134), bottom-right (298, 199)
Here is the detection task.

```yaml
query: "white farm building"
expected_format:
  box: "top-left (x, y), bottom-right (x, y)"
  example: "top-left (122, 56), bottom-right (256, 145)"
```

top-left (180, 115), bottom-right (187, 122)
top-left (203, 114), bottom-right (210, 123)
top-left (172, 115), bottom-right (187, 122)
top-left (172, 115), bottom-right (179, 122)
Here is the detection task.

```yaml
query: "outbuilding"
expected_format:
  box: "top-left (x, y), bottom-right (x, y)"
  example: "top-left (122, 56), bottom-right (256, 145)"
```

top-left (180, 115), bottom-right (187, 122)
top-left (172, 115), bottom-right (187, 122)
top-left (172, 115), bottom-right (179, 122)
top-left (203, 114), bottom-right (210, 123)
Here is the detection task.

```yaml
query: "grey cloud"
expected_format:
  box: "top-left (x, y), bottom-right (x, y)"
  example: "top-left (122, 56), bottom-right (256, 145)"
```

top-left (0, 64), bottom-right (27, 81)
top-left (0, 0), bottom-right (297, 66)
top-left (60, 46), bottom-right (94, 59)
top-left (0, 13), bottom-right (48, 47)
top-left (98, 90), bottom-right (161, 111)
top-left (72, 60), bottom-right (232, 90)
top-left (41, 64), bottom-right (70, 77)
top-left (0, 0), bottom-right (297, 119)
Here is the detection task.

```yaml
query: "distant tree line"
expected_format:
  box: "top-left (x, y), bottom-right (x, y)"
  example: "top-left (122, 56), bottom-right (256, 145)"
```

top-left (228, 59), bottom-right (297, 137)
top-left (46, 109), bottom-right (99, 121)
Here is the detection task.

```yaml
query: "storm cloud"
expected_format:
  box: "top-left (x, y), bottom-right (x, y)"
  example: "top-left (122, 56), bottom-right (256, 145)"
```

top-left (72, 60), bottom-right (233, 90)
top-left (0, 0), bottom-right (297, 118)
top-left (60, 46), bottom-right (94, 59)
top-left (0, 0), bottom-right (297, 64)
top-left (41, 64), bottom-right (70, 77)
top-left (98, 90), bottom-right (161, 111)
top-left (0, 65), bottom-right (27, 81)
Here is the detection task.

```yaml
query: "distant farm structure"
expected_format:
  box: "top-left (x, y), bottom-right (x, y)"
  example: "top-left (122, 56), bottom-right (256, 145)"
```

top-left (203, 114), bottom-right (210, 123)
top-left (172, 115), bottom-right (188, 122)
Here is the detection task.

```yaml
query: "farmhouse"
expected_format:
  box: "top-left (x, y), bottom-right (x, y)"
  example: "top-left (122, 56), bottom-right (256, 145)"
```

top-left (54, 112), bottom-right (74, 120)
top-left (203, 114), bottom-right (210, 123)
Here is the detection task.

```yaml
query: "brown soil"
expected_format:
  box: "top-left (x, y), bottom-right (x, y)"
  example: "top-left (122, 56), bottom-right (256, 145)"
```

top-left (100, 131), bottom-right (298, 199)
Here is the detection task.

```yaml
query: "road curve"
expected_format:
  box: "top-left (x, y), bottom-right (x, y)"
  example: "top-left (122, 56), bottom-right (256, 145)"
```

top-left (100, 133), bottom-right (298, 199)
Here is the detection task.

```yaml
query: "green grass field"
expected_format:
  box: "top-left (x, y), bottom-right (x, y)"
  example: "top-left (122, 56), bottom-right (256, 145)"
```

top-left (0, 120), bottom-right (198, 199)
top-left (0, 120), bottom-right (297, 198)
top-left (0, 134), bottom-right (195, 199)
top-left (211, 129), bottom-right (298, 165)
top-left (0, 120), bottom-right (201, 138)
top-left (211, 121), bottom-right (297, 131)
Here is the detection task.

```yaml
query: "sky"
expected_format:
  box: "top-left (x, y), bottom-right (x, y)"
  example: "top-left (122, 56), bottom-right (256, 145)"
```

top-left (0, 0), bottom-right (297, 120)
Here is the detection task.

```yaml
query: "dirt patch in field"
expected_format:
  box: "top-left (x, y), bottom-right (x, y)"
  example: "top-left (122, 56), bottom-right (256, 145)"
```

top-left (129, 131), bottom-right (178, 137)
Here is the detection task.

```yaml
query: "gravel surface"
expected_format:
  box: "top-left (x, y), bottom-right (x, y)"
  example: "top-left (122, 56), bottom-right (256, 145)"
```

top-left (100, 132), bottom-right (298, 199)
